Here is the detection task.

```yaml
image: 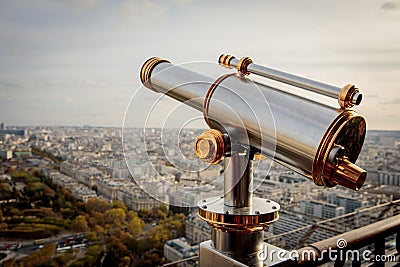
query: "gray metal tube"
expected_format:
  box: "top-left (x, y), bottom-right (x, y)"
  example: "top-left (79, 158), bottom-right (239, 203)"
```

top-left (146, 63), bottom-right (216, 111)
top-left (211, 228), bottom-right (264, 266)
top-left (224, 154), bottom-right (253, 207)
top-left (229, 57), bottom-right (340, 98)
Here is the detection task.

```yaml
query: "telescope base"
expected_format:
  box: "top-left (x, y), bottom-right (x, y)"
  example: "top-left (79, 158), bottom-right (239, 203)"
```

top-left (199, 240), bottom-right (290, 267)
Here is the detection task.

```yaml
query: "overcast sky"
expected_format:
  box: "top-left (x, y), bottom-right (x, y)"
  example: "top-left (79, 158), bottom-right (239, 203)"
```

top-left (0, 0), bottom-right (399, 130)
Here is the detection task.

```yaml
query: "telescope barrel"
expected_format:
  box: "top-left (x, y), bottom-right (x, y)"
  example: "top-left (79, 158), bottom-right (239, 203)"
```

top-left (140, 57), bottom-right (367, 191)
top-left (219, 54), bottom-right (362, 109)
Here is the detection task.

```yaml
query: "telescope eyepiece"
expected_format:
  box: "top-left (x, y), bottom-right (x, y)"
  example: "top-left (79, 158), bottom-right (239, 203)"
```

top-left (352, 92), bottom-right (363, 105)
top-left (333, 157), bottom-right (367, 191)
top-left (339, 84), bottom-right (361, 109)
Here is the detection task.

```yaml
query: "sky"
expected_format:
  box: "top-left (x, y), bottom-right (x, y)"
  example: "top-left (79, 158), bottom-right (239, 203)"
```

top-left (0, 0), bottom-right (399, 130)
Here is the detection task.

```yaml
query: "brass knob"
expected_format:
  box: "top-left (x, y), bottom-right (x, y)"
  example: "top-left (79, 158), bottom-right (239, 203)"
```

top-left (194, 129), bottom-right (225, 164)
top-left (253, 152), bottom-right (267, 161)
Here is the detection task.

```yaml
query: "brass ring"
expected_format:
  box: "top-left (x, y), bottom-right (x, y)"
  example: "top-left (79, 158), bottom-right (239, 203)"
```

top-left (203, 74), bottom-right (235, 127)
top-left (218, 54), bottom-right (235, 68)
top-left (140, 57), bottom-right (171, 89)
top-left (312, 110), bottom-right (366, 187)
top-left (237, 56), bottom-right (253, 75)
top-left (197, 197), bottom-right (279, 228)
top-left (338, 84), bottom-right (359, 109)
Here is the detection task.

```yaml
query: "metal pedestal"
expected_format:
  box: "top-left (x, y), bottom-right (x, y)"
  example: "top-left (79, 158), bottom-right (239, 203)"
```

top-left (198, 151), bottom-right (280, 267)
top-left (199, 240), bottom-right (290, 267)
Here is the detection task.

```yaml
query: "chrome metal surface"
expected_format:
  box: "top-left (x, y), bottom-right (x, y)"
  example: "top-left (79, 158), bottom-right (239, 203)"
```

top-left (327, 145), bottom-right (344, 165)
top-left (224, 154), bottom-right (253, 207)
top-left (199, 240), bottom-right (249, 267)
top-left (199, 240), bottom-right (290, 267)
top-left (351, 92), bottom-right (362, 105)
top-left (227, 57), bottom-right (362, 107)
top-left (208, 74), bottom-right (329, 177)
top-left (143, 61), bottom-right (217, 111)
top-left (198, 197), bottom-right (280, 227)
top-left (212, 228), bottom-right (264, 255)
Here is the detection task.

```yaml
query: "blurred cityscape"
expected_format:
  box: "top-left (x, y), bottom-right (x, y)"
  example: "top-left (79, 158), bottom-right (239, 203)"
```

top-left (0, 122), bottom-right (399, 266)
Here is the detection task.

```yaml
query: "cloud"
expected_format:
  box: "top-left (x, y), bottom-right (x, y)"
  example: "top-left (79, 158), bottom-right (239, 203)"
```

top-left (381, 2), bottom-right (399, 10)
top-left (62, 0), bottom-right (98, 11)
top-left (172, 0), bottom-right (193, 4)
top-left (79, 112), bottom-right (105, 117)
top-left (84, 79), bottom-right (109, 87)
top-left (383, 97), bottom-right (400, 104)
top-left (116, 0), bottom-right (167, 26)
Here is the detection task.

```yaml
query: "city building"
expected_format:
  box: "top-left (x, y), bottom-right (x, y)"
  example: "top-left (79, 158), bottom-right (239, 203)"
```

top-left (164, 237), bottom-right (198, 267)
top-left (49, 172), bottom-right (78, 188)
top-left (326, 194), bottom-right (369, 213)
top-left (185, 215), bottom-right (211, 245)
top-left (96, 179), bottom-right (121, 200)
top-left (269, 213), bottom-right (337, 249)
top-left (13, 146), bottom-right (32, 157)
top-left (300, 199), bottom-right (345, 219)
top-left (70, 185), bottom-right (97, 202)
top-left (377, 170), bottom-right (400, 186)
top-left (0, 150), bottom-right (12, 160)
top-left (118, 186), bottom-right (166, 211)
top-left (0, 129), bottom-right (26, 137)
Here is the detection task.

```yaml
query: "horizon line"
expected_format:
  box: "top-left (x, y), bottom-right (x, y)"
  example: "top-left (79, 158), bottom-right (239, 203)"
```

top-left (1, 124), bottom-right (400, 132)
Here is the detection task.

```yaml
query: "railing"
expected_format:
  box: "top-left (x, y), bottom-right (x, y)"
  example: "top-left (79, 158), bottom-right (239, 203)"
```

top-left (267, 199), bottom-right (400, 249)
top-left (290, 214), bottom-right (400, 267)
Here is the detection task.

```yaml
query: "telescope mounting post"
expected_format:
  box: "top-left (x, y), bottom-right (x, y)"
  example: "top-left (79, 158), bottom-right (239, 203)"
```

top-left (195, 129), bottom-right (281, 267)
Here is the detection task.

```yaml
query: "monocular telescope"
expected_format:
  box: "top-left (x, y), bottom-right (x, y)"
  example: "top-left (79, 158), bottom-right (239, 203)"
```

top-left (140, 54), bottom-right (367, 191)
top-left (140, 54), bottom-right (367, 266)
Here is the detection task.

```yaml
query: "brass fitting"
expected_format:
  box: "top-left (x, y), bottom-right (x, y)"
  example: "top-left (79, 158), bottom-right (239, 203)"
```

top-left (237, 56), bottom-right (253, 76)
top-left (203, 74), bottom-right (235, 128)
top-left (194, 129), bottom-right (225, 164)
top-left (313, 110), bottom-right (367, 191)
top-left (253, 152), bottom-right (267, 161)
top-left (338, 84), bottom-right (362, 109)
top-left (140, 57), bottom-right (171, 88)
top-left (333, 157), bottom-right (367, 191)
top-left (218, 54), bottom-right (235, 68)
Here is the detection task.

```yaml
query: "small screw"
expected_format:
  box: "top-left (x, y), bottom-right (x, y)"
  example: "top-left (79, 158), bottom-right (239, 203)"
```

top-left (220, 196), bottom-right (224, 199)
top-left (202, 199), bottom-right (206, 202)
top-left (202, 205), bottom-right (207, 209)
top-left (272, 206), bottom-right (277, 210)
top-left (225, 211), bottom-right (230, 215)
top-left (255, 210), bottom-right (260, 215)
top-left (266, 200), bottom-right (271, 203)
